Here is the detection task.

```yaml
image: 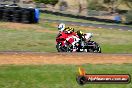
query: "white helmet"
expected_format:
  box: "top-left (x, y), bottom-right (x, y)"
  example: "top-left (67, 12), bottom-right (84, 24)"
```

top-left (85, 33), bottom-right (93, 40)
top-left (58, 23), bottom-right (65, 32)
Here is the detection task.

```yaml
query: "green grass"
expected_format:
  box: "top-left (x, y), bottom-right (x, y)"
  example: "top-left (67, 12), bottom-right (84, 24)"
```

top-left (0, 21), bottom-right (132, 53)
top-left (0, 27), bottom-right (56, 52)
top-left (0, 64), bottom-right (132, 88)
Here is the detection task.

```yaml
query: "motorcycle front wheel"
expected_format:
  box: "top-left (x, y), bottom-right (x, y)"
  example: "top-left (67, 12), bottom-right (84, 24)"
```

top-left (93, 42), bottom-right (101, 53)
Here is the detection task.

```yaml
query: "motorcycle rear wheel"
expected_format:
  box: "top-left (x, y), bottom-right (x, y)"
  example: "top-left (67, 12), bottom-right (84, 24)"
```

top-left (56, 43), bottom-right (73, 52)
top-left (56, 43), bottom-right (66, 52)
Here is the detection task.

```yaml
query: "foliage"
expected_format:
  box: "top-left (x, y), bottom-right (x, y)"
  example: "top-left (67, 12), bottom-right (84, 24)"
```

top-left (125, 10), bottom-right (132, 23)
top-left (33, 0), bottom-right (59, 5)
top-left (121, 0), bottom-right (132, 9)
top-left (59, 1), bottom-right (68, 11)
top-left (87, 1), bottom-right (107, 11)
top-left (103, 0), bottom-right (132, 9)
top-left (103, 0), bottom-right (112, 3)
top-left (59, 1), bottom-right (68, 7)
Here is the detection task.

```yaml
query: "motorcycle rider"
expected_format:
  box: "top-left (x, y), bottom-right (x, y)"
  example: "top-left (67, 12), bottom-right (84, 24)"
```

top-left (76, 30), bottom-right (93, 42)
top-left (57, 23), bottom-right (99, 52)
top-left (64, 27), bottom-right (80, 52)
top-left (76, 30), bottom-right (93, 48)
top-left (76, 30), bottom-right (84, 40)
top-left (57, 23), bottom-right (93, 52)
top-left (57, 23), bottom-right (80, 52)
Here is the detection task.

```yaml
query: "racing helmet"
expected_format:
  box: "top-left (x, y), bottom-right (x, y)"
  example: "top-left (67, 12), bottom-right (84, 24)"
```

top-left (58, 23), bottom-right (65, 32)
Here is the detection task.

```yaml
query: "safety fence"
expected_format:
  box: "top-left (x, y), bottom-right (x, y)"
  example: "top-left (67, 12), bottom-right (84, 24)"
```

top-left (0, 6), bottom-right (39, 23)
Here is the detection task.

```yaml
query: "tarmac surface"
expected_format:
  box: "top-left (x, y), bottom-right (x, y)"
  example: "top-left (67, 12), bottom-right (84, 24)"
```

top-left (44, 19), bottom-right (132, 30)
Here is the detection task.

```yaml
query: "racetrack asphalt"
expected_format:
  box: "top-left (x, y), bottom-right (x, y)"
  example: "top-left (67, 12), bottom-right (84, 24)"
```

top-left (43, 19), bottom-right (132, 30)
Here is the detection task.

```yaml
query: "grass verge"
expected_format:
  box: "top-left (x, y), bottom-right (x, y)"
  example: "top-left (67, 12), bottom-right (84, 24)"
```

top-left (0, 64), bottom-right (131, 88)
top-left (0, 22), bottom-right (132, 53)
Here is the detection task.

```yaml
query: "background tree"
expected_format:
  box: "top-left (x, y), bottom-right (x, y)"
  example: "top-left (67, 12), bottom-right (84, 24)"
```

top-left (87, 0), bottom-right (107, 11)
top-left (33, 0), bottom-right (59, 6)
top-left (121, 0), bottom-right (132, 9)
top-left (103, 0), bottom-right (119, 12)
top-left (103, 0), bottom-right (132, 10)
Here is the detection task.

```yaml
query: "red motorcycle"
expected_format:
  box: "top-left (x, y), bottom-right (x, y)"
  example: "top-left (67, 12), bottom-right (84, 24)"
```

top-left (56, 32), bottom-right (101, 53)
top-left (56, 32), bottom-right (75, 52)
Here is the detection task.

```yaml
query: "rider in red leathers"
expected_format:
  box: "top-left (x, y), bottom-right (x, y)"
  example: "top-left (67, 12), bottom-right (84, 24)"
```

top-left (57, 23), bottom-right (80, 52)
top-left (64, 27), bottom-right (80, 52)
